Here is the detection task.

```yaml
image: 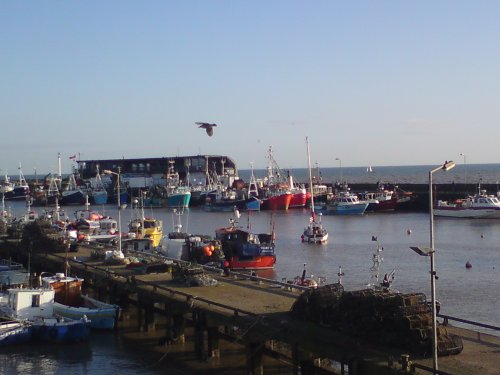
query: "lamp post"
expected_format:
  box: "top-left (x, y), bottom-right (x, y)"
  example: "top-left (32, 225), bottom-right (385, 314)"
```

top-left (335, 157), bottom-right (342, 183)
top-left (411, 160), bottom-right (455, 374)
top-left (104, 167), bottom-right (124, 257)
top-left (460, 153), bottom-right (466, 193)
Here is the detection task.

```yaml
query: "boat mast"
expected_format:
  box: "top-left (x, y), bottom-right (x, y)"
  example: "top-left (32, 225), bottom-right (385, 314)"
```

top-left (306, 137), bottom-right (315, 218)
top-left (248, 162), bottom-right (259, 198)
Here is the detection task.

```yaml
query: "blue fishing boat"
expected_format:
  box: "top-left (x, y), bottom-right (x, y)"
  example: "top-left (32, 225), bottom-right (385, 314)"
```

top-left (90, 168), bottom-right (108, 205)
top-left (324, 185), bottom-right (369, 215)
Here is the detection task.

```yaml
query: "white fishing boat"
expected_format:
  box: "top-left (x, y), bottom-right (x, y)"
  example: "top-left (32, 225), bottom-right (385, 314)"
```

top-left (434, 185), bottom-right (500, 218)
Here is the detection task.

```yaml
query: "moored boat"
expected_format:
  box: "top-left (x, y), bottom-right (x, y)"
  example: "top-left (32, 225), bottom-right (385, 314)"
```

top-left (301, 137), bottom-right (328, 244)
top-left (434, 185), bottom-right (500, 218)
top-left (214, 210), bottom-right (276, 270)
top-left (128, 195), bottom-right (163, 249)
top-left (165, 161), bottom-right (191, 208)
top-left (60, 174), bottom-right (86, 206)
top-left (325, 185), bottom-right (369, 215)
top-left (3, 164), bottom-right (30, 201)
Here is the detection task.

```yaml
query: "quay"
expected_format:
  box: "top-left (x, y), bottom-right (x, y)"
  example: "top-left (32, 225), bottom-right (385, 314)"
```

top-left (3, 240), bottom-right (498, 375)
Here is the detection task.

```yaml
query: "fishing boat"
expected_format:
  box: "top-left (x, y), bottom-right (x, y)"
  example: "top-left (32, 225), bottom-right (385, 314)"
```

top-left (214, 210), bottom-right (276, 270)
top-left (3, 164), bottom-right (30, 201)
top-left (301, 137), bottom-right (328, 244)
top-left (41, 273), bottom-right (119, 329)
top-left (60, 174), bottom-right (86, 206)
top-left (258, 147), bottom-right (293, 210)
top-left (434, 184), bottom-right (500, 218)
top-left (360, 185), bottom-right (398, 212)
top-left (325, 184), bottom-right (369, 215)
top-left (89, 168), bottom-right (108, 205)
top-left (0, 288), bottom-right (91, 343)
top-left (165, 161), bottom-right (191, 208)
top-left (41, 272), bottom-right (84, 306)
top-left (203, 188), bottom-right (261, 212)
top-left (0, 173), bottom-right (14, 194)
top-left (52, 295), bottom-right (119, 330)
top-left (128, 195), bottom-right (163, 249)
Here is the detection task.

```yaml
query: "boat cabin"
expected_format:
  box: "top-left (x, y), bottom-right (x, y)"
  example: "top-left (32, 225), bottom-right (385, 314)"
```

top-left (0, 288), bottom-right (56, 320)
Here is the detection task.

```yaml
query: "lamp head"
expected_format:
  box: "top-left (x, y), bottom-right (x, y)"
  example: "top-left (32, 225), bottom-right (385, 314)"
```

top-left (442, 161), bottom-right (455, 171)
top-left (410, 246), bottom-right (435, 257)
top-left (103, 169), bottom-right (113, 175)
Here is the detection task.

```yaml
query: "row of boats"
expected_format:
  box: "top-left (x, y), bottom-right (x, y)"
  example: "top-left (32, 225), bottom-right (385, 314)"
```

top-left (2, 152), bottom-right (417, 215)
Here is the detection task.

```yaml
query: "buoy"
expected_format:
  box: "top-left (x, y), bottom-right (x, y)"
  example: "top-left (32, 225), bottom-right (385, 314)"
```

top-left (406, 229), bottom-right (412, 236)
top-left (481, 233), bottom-right (484, 238)
top-left (465, 261), bottom-right (472, 269)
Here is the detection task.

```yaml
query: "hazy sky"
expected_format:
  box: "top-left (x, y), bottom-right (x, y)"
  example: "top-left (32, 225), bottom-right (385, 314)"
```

top-left (2, 1), bottom-right (500, 174)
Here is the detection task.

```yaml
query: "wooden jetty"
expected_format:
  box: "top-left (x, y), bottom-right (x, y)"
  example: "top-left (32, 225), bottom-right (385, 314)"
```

top-left (14, 242), bottom-right (496, 375)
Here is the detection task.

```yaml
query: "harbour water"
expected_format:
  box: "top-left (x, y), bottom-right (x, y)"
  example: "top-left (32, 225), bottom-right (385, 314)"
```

top-left (240, 163), bottom-right (500, 185)
top-left (1, 195), bottom-right (499, 373)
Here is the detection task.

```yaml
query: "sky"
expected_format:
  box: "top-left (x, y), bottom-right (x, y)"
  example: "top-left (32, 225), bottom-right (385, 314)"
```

top-left (2, 1), bottom-right (500, 175)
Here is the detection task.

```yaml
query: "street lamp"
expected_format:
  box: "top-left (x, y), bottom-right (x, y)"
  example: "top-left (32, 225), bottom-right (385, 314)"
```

top-left (103, 167), bottom-right (125, 258)
top-left (460, 153), bottom-right (466, 193)
top-left (335, 157), bottom-right (342, 183)
top-left (410, 160), bottom-right (455, 374)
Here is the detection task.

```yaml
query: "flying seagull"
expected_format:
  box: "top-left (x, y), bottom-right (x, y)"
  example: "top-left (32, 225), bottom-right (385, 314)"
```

top-left (196, 122), bottom-right (217, 137)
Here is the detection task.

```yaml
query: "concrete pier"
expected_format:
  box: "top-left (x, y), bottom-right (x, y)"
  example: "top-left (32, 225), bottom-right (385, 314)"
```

top-left (4, 243), bottom-right (499, 375)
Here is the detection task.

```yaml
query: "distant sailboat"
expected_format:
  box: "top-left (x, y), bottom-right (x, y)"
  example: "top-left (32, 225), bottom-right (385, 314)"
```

top-left (367, 164), bottom-right (374, 173)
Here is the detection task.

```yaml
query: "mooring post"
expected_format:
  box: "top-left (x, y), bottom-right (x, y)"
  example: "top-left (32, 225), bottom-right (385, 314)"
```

top-left (193, 309), bottom-right (207, 360)
top-left (207, 326), bottom-right (220, 358)
top-left (137, 293), bottom-right (144, 331)
top-left (145, 302), bottom-right (156, 332)
top-left (292, 343), bottom-right (300, 375)
top-left (173, 313), bottom-right (186, 344)
top-left (246, 341), bottom-right (264, 375)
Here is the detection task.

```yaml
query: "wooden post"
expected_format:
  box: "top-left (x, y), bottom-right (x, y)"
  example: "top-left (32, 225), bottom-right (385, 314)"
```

top-left (246, 342), bottom-right (264, 375)
top-left (207, 326), bottom-right (220, 358)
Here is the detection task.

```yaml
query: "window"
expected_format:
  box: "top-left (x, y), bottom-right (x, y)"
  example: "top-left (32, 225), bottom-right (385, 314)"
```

top-left (32, 294), bottom-right (40, 307)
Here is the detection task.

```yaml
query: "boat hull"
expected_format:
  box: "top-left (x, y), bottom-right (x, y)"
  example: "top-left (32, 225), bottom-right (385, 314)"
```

top-left (325, 202), bottom-right (368, 215)
top-left (261, 193), bottom-right (292, 210)
top-left (167, 192), bottom-right (191, 208)
top-left (31, 318), bottom-right (91, 343)
top-left (53, 296), bottom-right (119, 330)
top-left (203, 196), bottom-right (261, 212)
top-left (91, 191), bottom-right (108, 205)
top-left (289, 191), bottom-right (308, 208)
top-left (434, 207), bottom-right (500, 219)
top-left (0, 321), bottom-right (32, 346)
top-left (229, 255), bottom-right (276, 270)
top-left (61, 190), bottom-right (86, 205)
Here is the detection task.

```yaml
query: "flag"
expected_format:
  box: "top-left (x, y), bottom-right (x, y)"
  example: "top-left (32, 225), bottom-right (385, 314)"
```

top-left (69, 155), bottom-right (76, 160)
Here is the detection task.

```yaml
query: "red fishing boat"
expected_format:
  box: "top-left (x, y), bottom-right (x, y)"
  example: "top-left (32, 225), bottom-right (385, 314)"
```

top-left (214, 211), bottom-right (276, 270)
top-left (260, 188), bottom-right (292, 210)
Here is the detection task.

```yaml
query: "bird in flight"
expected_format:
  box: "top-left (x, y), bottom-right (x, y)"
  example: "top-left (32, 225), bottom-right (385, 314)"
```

top-left (196, 122), bottom-right (217, 137)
